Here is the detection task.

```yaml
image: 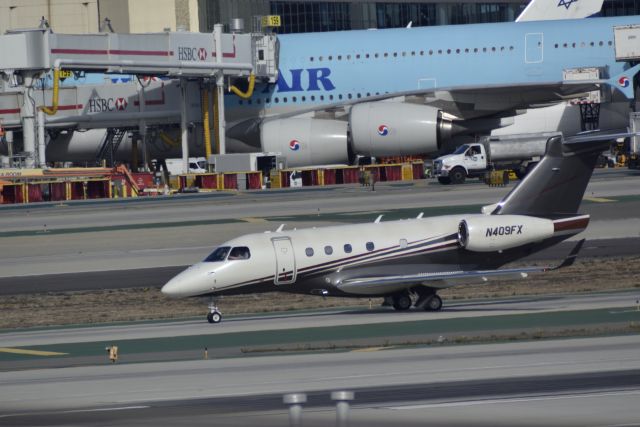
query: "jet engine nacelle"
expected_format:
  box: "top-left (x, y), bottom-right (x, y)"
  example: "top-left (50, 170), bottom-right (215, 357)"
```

top-left (349, 103), bottom-right (451, 156)
top-left (458, 215), bottom-right (554, 252)
top-left (260, 118), bottom-right (349, 167)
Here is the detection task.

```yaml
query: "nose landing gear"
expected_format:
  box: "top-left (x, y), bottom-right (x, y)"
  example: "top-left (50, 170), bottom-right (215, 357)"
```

top-left (207, 297), bottom-right (222, 324)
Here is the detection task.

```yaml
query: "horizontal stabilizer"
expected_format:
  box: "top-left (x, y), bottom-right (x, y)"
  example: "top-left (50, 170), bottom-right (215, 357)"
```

top-left (553, 239), bottom-right (585, 270)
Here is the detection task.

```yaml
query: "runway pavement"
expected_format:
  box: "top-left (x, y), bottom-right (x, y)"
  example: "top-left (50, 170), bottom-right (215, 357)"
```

top-left (1, 335), bottom-right (639, 426)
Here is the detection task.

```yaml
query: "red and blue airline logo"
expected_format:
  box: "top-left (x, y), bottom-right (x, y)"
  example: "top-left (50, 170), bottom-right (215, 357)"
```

top-left (377, 125), bottom-right (389, 136)
top-left (289, 139), bottom-right (301, 151)
top-left (619, 76), bottom-right (631, 88)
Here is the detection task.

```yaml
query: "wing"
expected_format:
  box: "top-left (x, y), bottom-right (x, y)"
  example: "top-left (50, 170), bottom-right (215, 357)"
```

top-left (336, 240), bottom-right (585, 295)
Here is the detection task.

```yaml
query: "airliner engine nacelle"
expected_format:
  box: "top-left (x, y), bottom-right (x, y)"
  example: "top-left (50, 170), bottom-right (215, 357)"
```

top-left (349, 103), bottom-right (452, 156)
top-left (457, 215), bottom-right (555, 252)
top-left (260, 118), bottom-right (349, 167)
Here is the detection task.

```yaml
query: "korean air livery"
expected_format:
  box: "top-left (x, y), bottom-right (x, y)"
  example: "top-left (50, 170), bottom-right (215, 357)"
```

top-left (224, 13), bottom-right (640, 166)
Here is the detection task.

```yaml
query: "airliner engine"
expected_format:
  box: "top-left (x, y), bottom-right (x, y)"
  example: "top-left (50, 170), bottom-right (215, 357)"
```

top-left (457, 215), bottom-right (555, 252)
top-left (260, 118), bottom-right (349, 167)
top-left (349, 103), bottom-right (452, 156)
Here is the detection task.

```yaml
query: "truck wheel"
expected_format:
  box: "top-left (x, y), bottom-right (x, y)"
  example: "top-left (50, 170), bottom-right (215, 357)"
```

top-left (437, 177), bottom-right (451, 185)
top-left (449, 167), bottom-right (466, 185)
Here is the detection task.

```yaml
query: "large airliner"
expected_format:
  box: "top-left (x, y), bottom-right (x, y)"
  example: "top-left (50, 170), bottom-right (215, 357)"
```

top-left (223, 13), bottom-right (640, 166)
top-left (162, 134), bottom-right (612, 323)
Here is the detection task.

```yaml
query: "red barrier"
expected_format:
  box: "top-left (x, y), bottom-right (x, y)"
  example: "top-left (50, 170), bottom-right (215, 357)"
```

top-left (196, 174), bottom-right (218, 189)
top-left (412, 163), bottom-right (425, 179)
top-left (69, 182), bottom-right (85, 200)
top-left (323, 169), bottom-right (336, 185)
top-left (27, 184), bottom-right (43, 203)
top-left (342, 168), bottom-right (359, 184)
top-left (87, 180), bottom-right (108, 199)
top-left (247, 172), bottom-right (262, 190)
top-left (1, 184), bottom-right (24, 204)
top-left (223, 174), bottom-right (237, 189)
top-left (384, 165), bottom-right (402, 181)
top-left (50, 182), bottom-right (66, 201)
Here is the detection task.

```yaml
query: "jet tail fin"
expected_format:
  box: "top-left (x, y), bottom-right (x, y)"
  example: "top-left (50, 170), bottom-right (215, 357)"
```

top-left (492, 136), bottom-right (608, 217)
top-left (608, 64), bottom-right (640, 100)
top-left (516, 0), bottom-right (603, 22)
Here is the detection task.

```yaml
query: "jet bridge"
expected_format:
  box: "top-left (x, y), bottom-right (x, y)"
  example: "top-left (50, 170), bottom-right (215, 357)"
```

top-left (0, 24), bottom-right (278, 171)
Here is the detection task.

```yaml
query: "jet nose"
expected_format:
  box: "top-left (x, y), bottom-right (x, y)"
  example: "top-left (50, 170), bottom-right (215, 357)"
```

top-left (161, 275), bottom-right (186, 298)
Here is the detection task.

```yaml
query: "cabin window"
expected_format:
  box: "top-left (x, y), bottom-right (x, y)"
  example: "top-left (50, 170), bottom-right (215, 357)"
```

top-left (228, 246), bottom-right (251, 260)
top-left (204, 246), bottom-right (230, 262)
top-left (366, 242), bottom-right (375, 251)
top-left (274, 97), bottom-right (279, 103)
top-left (324, 246), bottom-right (333, 255)
top-left (344, 244), bottom-right (352, 253)
top-left (337, 55), bottom-right (342, 60)
top-left (329, 94), bottom-right (334, 100)
top-left (310, 57), bottom-right (314, 62)
top-left (283, 97), bottom-right (288, 103)
top-left (292, 96), bottom-right (297, 102)
top-left (328, 55), bottom-right (333, 60)
top-left (301, 96), bottom-right (306, 102)
top-left (305, 248), bottom-right (314, 257)
top-left (400, 239), bottom-right (408, 249)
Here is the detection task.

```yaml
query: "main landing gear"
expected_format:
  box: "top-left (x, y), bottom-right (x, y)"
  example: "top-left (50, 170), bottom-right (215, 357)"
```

top-left (389, 289), bottom-right (443, 312)
top-left (207, 297), bottom-right (222, 324)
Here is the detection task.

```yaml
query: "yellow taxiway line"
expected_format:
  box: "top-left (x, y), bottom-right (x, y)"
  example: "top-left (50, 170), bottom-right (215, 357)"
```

top-left (583, 197), bottom-right (615, 203)
top-left (241, 217), bottom-right (269, 223)
top-left (0, 347), bottom-right (68, 356)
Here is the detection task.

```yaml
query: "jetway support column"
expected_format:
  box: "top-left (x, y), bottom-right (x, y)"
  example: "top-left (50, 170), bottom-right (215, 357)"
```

top-left (21, 73), bottom-right (39, 168)
top-left (214, 23), bottom-right (226, 155)
top-left (180, 78), bottom-right (189, 174)
top-left (37, 110), bottom-right (48, 168)
top-left (6, 131), bottom-right (14, 167)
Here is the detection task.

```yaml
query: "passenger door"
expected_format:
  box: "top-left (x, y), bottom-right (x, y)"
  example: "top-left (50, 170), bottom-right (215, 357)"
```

top-left (272, 237), bottom-right (297, 285)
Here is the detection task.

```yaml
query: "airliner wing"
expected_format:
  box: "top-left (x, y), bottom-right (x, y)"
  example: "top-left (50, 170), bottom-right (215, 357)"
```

top-left (258, 78), bottom-right (622, 124)
top-left (336, 240), bottom-right (584, 294)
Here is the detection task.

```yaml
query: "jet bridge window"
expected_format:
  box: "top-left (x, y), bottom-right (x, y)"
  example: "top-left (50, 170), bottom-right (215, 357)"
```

top-left (366, 242), bottom-right (375, 251)
top-left (228, 247), bottom-right (251, 260)
top-left (204, 246), bottom-right (230, 262)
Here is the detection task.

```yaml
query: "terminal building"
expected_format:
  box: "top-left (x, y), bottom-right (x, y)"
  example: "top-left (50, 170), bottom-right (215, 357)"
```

top-left (2, 0), bottom-right (640, 36)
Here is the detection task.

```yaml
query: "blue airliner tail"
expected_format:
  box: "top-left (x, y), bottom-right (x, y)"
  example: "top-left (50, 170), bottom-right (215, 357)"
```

top-left (516, 0), bottom-right (603, 22)
top-left (608, 63), bottom-right (640, 99)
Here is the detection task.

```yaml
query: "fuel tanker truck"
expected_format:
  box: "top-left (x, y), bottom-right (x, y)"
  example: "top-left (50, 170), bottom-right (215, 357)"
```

top-left (433, 132), bottom-right (562, 185)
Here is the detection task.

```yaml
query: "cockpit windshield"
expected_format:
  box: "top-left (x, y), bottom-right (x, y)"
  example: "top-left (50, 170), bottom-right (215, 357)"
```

top-left (204, 246), bottom-right (230, 262)
top-left (453, 144), bottom-right (469, 155)
top-left (228, 246), bottom-right (251, 260)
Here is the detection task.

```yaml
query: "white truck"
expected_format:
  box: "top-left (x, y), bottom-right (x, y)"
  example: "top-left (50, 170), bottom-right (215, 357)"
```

top-left (433, 132), bottom-right (561, 184)
top-left (164, 157), bottom-right (207, 175)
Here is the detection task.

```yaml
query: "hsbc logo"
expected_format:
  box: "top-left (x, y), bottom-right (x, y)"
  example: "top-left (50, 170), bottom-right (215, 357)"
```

top-left (114, 98), bottom-right (128, 111)
top-left (88, 97), bottom-right (128, 113)
top-left (178, 46), bottom-right (207, 61)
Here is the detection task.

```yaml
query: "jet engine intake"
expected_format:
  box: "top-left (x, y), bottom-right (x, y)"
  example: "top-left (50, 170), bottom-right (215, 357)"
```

top-left (260, 118), bottom-right (349, 167)
top-left (458, 215), bottom-right (554, 252)
top-left (349, 103), bottom-right (451, 156)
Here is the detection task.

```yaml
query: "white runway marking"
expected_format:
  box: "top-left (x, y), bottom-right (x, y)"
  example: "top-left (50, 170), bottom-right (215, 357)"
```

top-left (385, 389), bottom-right (640, 410)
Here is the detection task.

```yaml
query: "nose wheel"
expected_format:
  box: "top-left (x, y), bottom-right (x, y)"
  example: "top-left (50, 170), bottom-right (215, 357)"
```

top-left (207, 297), bottom-right (222, 324)
top-left (207, 311), bottom-right (222, 323)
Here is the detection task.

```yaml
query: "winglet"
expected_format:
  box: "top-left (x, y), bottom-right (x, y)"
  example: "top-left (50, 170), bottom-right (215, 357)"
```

top-left (552, 239), bottom-right (585, 270)
top-left (276, 224), bottom-right (285, 232)
top-left (416, 212), bottom-right (424, 219)
top-left (374, 215), bottom-right (383, 224)
top-left (608, 64), bottom-right (640, 100)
